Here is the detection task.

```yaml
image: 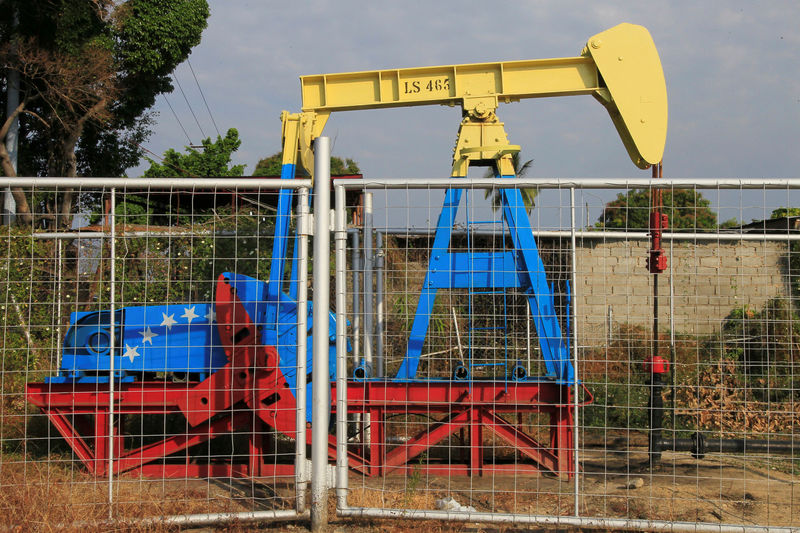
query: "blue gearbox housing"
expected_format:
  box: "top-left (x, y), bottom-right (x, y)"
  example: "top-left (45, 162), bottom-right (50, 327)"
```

top-left (50, 272), bottom-right (338, 421)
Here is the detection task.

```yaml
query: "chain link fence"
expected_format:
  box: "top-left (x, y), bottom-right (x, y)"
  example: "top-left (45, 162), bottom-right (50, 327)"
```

top-left (1, 176), bottom-right (799, 532)
top-left (0, 178), bottom-right (312, 529)
top-left (334, 178), bottom-right (800, 532)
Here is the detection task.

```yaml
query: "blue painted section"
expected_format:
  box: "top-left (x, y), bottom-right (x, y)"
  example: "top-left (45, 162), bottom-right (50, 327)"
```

top-left (499, 183), bottom-right (573, 382)
top-left (49, 303), bottom-right (227, 383)
top-left (396, 188), bottom-right (462, 380)
top-left (50, 273), bottom-right (338, 422)
top-left (427, 252), bottom-right (521, 289)
top-left (395, 178), bottom-right (575, 383)
top-left (265, 162), bottom-right (296, 332)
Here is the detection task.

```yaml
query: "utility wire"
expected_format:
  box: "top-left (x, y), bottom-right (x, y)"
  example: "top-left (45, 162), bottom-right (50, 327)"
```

top-left (173, 73), bottom-right (206, 140)
top-left (187, 59), bottom-right (221, 138)
top-left (134, 141), bottom-right (198, 178)
top-left (162, 94), bottom-right (193, 145)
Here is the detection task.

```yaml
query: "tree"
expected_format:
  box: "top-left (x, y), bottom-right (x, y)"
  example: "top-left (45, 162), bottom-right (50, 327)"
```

top-left (111, 130), bottom-right (270, 304)
top-left (482, 152), bottom-right (536, 213)
top-left (0, 0), bottom-right (210, 226)
top-left (253, 152), bottom-right (360, 176)
top-left (113, 128), bottom-right (245, 226)
top-left (144, 128), bottom-right (245, 179)
top-left (771, 207), bottom-right (800, 219)
top-left (597, 189), bottom-right (718, 230)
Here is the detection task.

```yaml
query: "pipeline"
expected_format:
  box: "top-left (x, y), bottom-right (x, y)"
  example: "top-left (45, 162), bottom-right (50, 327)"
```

top-left (657, 433), bottom-right (798, 459)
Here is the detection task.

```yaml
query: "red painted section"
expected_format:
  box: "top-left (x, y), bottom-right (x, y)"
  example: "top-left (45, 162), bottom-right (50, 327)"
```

top-left (644, 355), bottom-right (670, 374)
top-left (25, 274), bottom-right (583, 479)
top-left (27, 379), bottom-right (577, 479)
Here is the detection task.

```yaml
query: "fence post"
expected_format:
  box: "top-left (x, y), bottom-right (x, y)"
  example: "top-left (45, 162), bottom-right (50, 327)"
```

top-left (569, 187), bottom-right (579, 516)
top-left (311, 137), bottom-right (331, 532)
top-left (334, 184), bottom-right (349, 510)
top-left (108, 187), bottom-right (116, 519)
top-left (296, 187), bottom-right (310, 513)
top-left (375, 230), bottom-right (384, 378)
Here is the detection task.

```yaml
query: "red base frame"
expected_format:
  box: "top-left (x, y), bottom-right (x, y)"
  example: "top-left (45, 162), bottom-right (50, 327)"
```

top-left (26, 276), bottom-right (579, 479)
top-left (26, 380), bottom-right (577, 479)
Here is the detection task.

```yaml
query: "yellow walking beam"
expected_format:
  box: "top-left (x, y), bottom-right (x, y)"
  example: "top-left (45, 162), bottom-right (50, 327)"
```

top-left (287, 23), bottom-right (667, 175)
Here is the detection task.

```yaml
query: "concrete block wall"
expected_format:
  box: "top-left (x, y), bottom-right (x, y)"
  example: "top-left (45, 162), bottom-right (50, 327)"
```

top-left (574, 239), bottom-right (791, 343)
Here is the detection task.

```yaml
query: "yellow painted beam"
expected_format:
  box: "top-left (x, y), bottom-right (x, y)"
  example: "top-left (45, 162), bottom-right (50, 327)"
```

top-left (294, 23), bottom-right (667, 170)
top-left (301, 56), bottom-right (599, 113)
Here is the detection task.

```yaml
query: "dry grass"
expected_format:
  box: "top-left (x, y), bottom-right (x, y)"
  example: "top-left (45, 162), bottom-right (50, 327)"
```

top-left (0, 457), bottom-right (257, 532)
top-left (674, 358), bottom-right (800, 436)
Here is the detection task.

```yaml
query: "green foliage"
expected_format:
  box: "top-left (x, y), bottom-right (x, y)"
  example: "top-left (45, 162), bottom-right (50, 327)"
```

top-left (252, 153), bottom-right (282, 176)
top-left (0, 228), bottom-right (59, 427)
top-left (771, 207), bottom-right (800, 219)
top-left (771, 207), bottom-right (800, 297)
top-left (114, 0), bottom-right (209, 78)
top-left (330, 156), bottom-right (360, 175)
top-left (717, 299), bottom-right (800, 399)
top-left (106, 213), bottom-right (276, 308)
top-left (95, 128), bottom-right (247, 226)
top-left (144, 128), bottom-right (246, 178)
top-left (597, 189), bottom-right (718, 230)
top-left (100, 131), bottom-right (276, 305)
top-left (581, 324), bottom-right (651, 430)
top-left (482, 152), bottom-right (537, 212)
top-left (253, 152), bottom-right (360, 176)
top-left (719, 218), bottom-right (741, 229)
top-left (3, 0), bottom-right (211, 180)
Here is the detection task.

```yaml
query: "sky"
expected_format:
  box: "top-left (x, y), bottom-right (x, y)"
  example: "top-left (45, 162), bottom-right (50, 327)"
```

top-left (132, 1), bottom-right (800, 227)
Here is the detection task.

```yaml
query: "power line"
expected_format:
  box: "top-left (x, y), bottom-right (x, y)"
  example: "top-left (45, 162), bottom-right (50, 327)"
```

top-left (173, 73), bottom-right (207, 140)
top-left (187, 59), bottom-right (221, 138)
top-left (134, 141), bottom-right (198, 177)
top-left (162, 94), bottom-right (192, 145)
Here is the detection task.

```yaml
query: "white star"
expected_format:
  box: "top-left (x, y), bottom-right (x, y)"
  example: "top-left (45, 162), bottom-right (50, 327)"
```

top-left (124, 344), bottom-right (140, 363)
top-left (204, 308), bottom-right (216, 323)
top-left (160, 312), bottom-right (177, 330)
top-left (181, 306), bottom-right (200, 323)
top-left (139, 326), bottom-right (158, 345)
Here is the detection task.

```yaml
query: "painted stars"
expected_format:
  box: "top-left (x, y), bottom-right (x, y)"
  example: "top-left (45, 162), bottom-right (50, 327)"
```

top-left (124, 305), bottom-right (217, 367)
top-left (160, 312), bottom-right (178, 330)
top-left (123, 344), bottom-right (140, 363)
top-left (181, 305), bottom-right (200, 323)
top-left (138, 326), bottom-right (158, 345)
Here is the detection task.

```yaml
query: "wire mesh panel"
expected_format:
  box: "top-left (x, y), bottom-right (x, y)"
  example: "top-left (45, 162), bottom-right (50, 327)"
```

top-left (334, 178), bottom-right (800, 532)
top-left (0, 178), bottom-right (311, 529)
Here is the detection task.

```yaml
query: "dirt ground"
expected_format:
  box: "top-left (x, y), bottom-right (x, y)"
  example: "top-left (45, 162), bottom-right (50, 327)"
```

top-left (3, 435), bottom-right (797, 532)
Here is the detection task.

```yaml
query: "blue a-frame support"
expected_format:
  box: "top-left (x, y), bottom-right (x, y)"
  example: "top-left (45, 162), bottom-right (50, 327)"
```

top-left (396, 179), bottom-right (574, 383)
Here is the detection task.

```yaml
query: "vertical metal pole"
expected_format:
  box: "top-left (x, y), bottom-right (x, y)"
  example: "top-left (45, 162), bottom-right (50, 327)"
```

top-left (334, 185), bottom-right (349, 509)
top-left (351, 230), bottom-right (361, 432)
top-left (310, 137), bottom-right (331, 533)
top-left (669, 237), bottom-right (676, 430)
top-left (352, 230), bottom-right (361, 364)
top-left (569, 187), bottom-right (580, 516)
top-left (525, 304), bottom-right (531, 374)
top-left (107, 188), bottom-right (116, 519)
top-left (363, 192), bottom-right (374, 371)
top-left (55, 239), bottom-right (63, 369)
top-left (295, 187), bottom-right (310, 513)
top-left (648, 164), bottom-right (665, 466)
top-left (375, 231), bottom-right (385, 378)
top-left (362, 193), bottom-right (373, 444)
top-left (585, 202), bottom-right (589, 230)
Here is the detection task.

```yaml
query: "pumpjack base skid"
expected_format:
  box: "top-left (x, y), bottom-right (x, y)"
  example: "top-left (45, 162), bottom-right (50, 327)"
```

top-left (25, 379), bottom-right (576, 479)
